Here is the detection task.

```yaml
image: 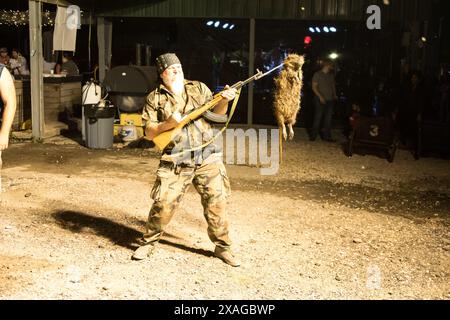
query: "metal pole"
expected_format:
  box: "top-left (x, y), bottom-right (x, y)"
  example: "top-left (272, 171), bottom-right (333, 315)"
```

top-left (136, 43), bottom-right (142, 66)
top-left (29, 0), bottom-right (44, 141)
top-left (97, 17), bottom-right (106, 82)
top-left (248, 18), bottom-right (255, 126)
top-left (145, 45), bottom-right (152, 66)
top-left (88, 11), bottom-right (92, 72)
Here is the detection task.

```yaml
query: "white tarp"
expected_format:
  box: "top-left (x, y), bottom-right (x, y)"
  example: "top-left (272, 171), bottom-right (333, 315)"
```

top-left (52, 6), bottom-right (78, 52)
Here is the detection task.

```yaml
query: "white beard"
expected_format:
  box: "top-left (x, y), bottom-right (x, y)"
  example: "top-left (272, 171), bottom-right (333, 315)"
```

top-left (171, 77), bottom-right (184, 96)
top-left (162, 74), bottom-right (184, 95)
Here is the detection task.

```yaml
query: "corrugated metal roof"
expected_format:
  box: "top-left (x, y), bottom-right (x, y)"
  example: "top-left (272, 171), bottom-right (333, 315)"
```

top-left (95, 0), bottom-right (432, 22)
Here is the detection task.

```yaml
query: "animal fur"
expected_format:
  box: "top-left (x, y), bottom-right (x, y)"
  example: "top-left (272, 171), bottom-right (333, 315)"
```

top-left (273, 54), bottom-right (305, 140)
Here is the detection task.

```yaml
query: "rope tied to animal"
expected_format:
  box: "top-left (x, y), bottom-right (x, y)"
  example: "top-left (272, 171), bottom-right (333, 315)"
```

top-left (273, 54), bottom-right (305, 163)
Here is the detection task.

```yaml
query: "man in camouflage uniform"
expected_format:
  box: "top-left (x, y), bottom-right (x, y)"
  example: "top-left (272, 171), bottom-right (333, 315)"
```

top-left (132, 53), bottom-right (240, 267)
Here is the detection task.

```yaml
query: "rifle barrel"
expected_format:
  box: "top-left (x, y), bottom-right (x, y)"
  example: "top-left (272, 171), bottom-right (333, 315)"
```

top-left (224, 62), bottom-right (285, 92)
top-left (257, 63), bottom-right (284, 79)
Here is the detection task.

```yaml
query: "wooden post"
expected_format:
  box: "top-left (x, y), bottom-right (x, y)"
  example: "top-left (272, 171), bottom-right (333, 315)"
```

top-left (97, 17), bottom-right (106, 82)
top-left (29, 0), bottom-right (44, 142)
top-left (97, 17), bottom-right (112, 82)
top-left (247, 18), bottom-right (255, 126)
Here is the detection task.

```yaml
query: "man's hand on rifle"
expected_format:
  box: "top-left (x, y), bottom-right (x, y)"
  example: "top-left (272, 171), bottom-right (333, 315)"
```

top-left (213, 86), bottom-right (236, 115)
top-left (166, 111), bottom-right (183, 129)
top-left (221, 85), bottom-right (237, 102)
top-left (144, 111), bottom-right (183, 140)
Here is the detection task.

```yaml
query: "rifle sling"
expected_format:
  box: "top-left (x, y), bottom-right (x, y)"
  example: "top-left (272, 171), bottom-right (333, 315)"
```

top-left (168, 88), bottom-right (242, 158)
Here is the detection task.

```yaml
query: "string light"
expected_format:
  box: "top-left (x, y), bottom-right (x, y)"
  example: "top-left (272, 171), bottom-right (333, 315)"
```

top-left (0, 10), bottom-right (55, 27)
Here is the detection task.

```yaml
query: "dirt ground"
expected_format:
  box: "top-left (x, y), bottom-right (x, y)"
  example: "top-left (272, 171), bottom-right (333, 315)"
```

top-left (1, 129), bottom-right (449, 300)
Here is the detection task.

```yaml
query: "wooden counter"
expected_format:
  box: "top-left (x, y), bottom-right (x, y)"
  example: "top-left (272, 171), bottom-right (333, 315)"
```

top-left (13, 79), bottom-right (31, 130)
top-left (13, 75), bottom-right (82, 137)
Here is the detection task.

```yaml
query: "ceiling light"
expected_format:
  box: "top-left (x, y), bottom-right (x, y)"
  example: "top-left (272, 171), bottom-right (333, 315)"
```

top-left (329, 52), bottom-right (339, 60)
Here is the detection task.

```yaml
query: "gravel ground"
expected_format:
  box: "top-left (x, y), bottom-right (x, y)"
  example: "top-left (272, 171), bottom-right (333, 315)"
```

top-left (0, 129), bottom-right (449, 300)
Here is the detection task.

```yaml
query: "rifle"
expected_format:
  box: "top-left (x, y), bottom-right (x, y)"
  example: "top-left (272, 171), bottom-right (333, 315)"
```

top-left (148, 63), bottom-right (284, 151)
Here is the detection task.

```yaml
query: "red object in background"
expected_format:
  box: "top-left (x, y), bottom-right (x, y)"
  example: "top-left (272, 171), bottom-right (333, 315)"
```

top-left (304, 36), bottom-right (312, 45)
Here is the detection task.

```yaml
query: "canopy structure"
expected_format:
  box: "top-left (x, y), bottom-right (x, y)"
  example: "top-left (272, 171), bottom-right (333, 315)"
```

top-left (26, 0), bottom-right (435, 139)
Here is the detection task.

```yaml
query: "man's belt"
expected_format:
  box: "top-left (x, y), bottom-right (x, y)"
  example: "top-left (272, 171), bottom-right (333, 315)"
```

top-left (159, 160), bottom-right (201, 174)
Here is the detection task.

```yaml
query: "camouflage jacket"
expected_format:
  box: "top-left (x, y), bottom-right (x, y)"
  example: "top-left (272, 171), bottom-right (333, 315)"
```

top-left (142, 80), bottom-right (227, 166)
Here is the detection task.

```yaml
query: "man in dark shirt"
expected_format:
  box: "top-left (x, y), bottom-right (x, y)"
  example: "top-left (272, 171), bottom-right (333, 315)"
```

top-left (56, 52), bottom-right (79, 76)
top-left (0, 47), bottom-right (10, 66)
top-left (311, 59), bottom-right (338, 141)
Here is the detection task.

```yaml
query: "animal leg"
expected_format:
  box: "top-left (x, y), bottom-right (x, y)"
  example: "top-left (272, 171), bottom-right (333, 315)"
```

top-left (281, 123), bottom-right (288, 141)
top-left (288, 124), bottom-right (295, 140)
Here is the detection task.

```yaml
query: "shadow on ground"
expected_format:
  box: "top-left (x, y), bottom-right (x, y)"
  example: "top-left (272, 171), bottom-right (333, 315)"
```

top-left (51, 211), bottom-right (214, 258)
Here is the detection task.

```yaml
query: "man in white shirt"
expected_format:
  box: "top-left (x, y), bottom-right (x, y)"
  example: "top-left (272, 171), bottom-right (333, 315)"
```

top-left (0, 62), bottom-right (17, 192)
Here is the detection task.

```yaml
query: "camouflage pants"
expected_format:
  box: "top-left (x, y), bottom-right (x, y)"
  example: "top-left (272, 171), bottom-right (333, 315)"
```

top-left (142, 160), bottom-right (232, 249)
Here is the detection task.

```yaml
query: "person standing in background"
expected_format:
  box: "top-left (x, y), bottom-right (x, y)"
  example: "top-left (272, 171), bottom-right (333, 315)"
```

top-left (310, 59), bottom-right (338, 142)
top-left (55, 52), bottom-right (79, 76)
top-left (9, 49), bottom-right (29, 76)
top-left (0, 48), bottom-right (10, 67)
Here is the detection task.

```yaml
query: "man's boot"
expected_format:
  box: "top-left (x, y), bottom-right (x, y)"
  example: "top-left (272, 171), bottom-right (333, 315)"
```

top-left (214, 247), bottom-right (241, 267)
top-left (132, 244), bottom-right (155, 260)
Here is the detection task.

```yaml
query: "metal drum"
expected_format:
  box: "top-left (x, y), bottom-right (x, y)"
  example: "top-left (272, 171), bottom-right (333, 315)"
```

top-left (103, 65), bottom-right (158, 113)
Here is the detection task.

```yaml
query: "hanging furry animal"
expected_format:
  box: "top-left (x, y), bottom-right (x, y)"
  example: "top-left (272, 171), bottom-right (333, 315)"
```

top-left (273, 54), bottom-right (305, 140)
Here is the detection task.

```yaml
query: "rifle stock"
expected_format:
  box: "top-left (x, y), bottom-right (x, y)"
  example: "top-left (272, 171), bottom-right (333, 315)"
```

top-left (147, 63), bottom-right (284, 151)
